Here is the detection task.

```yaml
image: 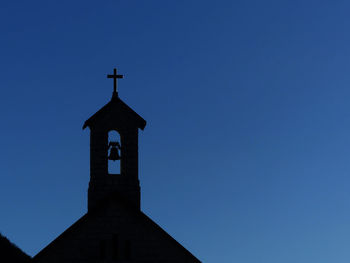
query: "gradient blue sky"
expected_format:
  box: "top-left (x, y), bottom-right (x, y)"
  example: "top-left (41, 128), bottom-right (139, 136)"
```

top-left (1, 1), bottom-right (350, 262)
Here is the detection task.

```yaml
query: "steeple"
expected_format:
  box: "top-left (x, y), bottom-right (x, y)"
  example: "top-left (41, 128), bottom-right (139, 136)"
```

top-left (83, 68), bottom-right (146, 211)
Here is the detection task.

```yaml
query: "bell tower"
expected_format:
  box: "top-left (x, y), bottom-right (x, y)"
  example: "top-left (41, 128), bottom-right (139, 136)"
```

top-left (83, 68), bottom-right (146, 211)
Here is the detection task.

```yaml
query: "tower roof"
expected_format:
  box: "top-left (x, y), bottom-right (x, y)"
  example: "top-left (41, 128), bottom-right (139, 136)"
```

top-left (83, 93), bottom-right (146, 130)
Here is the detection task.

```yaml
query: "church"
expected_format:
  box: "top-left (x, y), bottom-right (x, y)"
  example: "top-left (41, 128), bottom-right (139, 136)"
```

top-left (32, 69), bottom-right (201, 263)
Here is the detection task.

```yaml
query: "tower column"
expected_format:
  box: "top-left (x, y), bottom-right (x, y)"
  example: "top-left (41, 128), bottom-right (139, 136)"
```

top-left (90, 129), bottom-right (108, 177)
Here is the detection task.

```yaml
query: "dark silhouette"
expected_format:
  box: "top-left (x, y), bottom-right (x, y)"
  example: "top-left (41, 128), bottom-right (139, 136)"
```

top-left (108, 141), bottom-right (121, 161)
top-left (28, 68), bottom-right (201, 262)
top-left (107, 68), bottom-right (123, 95)
top-left (0, 233), bottom-right (31, 262)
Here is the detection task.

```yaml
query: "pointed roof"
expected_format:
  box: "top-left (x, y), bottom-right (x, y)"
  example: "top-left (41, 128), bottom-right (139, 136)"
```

top-left (0, 233), bottom-right (31, 262)
top-left (33, 193), bottom-right (201, 262)
top-left (83, 92), bottom-right (146, 130)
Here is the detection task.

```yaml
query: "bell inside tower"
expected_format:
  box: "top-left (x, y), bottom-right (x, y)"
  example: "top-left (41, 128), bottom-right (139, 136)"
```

top-left (108, 130), bottom-right (121, 174)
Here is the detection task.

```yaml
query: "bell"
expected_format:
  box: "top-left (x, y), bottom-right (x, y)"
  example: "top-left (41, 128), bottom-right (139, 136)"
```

top-left (108, 146), bottom-right (120, 161)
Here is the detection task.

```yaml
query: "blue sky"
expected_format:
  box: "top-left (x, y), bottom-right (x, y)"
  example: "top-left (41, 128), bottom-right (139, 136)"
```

top-left (1, 1), bottom-right (350, 262)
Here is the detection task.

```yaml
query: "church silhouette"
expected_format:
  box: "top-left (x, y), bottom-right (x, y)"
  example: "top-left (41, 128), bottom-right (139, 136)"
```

top-left (32, 68), bottom-right (201, 262)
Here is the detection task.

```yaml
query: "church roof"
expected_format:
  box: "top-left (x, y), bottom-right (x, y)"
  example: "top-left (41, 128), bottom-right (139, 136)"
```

top-left (33, 192), bottom-right (200, 263)
top-left (0, 233), bottom-right (31, 262)
top-left (83, 93), bottom-right (146, 130)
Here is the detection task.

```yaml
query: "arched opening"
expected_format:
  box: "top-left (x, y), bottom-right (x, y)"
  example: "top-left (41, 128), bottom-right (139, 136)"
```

top-left (108, 130), bottom-right (121, 174)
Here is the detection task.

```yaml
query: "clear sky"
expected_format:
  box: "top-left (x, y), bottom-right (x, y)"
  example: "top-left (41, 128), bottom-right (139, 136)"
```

top-left (1, 1), bottom-right (350, 262)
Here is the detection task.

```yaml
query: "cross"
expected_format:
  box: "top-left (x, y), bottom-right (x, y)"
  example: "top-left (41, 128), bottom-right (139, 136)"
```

top-left (107, 68), bottom-right (123, 94)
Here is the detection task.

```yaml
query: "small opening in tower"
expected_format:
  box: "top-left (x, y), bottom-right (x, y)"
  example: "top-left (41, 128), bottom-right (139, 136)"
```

top-left (99, 240), bottom-right (106, 260)
top-left (125, 240), bottom-right (131, 260)
top-left (108, 130), bottom-right (121, 175)
top-left (112, 234), bottom-right (119, 260)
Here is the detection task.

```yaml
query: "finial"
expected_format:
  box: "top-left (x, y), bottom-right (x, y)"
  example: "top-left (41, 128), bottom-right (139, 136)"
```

top-left (107, 68), bottom-right (123, 98)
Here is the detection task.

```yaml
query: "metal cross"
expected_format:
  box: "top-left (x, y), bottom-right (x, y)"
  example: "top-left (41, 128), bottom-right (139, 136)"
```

top-left (107, 68), bottom-right (123, 94)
